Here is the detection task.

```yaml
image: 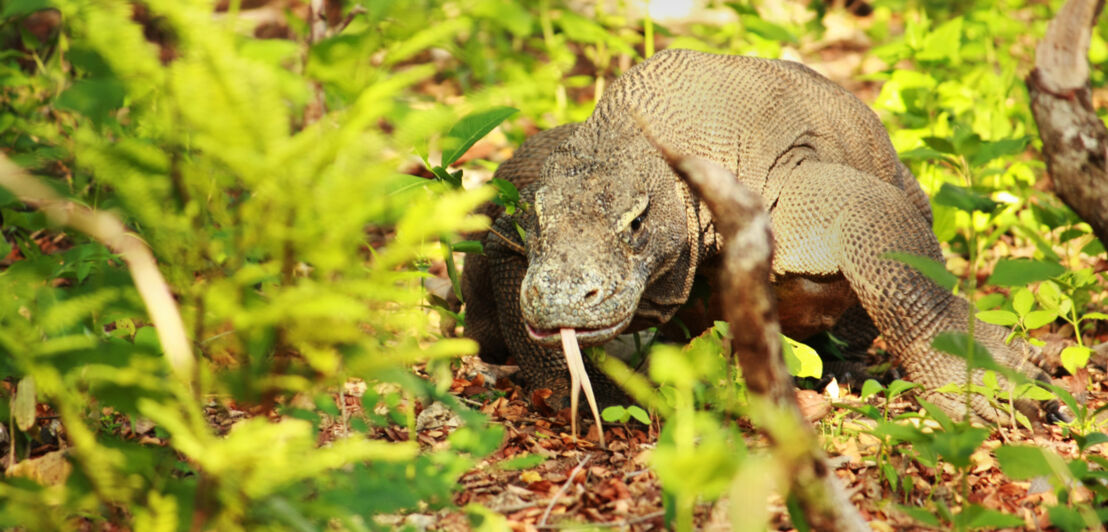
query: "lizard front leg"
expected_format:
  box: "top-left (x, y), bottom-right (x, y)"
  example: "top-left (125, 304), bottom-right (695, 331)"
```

top-left (772, 160), bottom-right (1055, 424)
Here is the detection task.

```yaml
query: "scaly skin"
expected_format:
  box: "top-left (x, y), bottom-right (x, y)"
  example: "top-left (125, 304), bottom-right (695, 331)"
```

top-left (464, 49), bottom-right (1053, 422)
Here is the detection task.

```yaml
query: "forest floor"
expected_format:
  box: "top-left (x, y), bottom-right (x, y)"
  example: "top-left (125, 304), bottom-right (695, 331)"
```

top-left (357, 343), bottom-right (1108, 531)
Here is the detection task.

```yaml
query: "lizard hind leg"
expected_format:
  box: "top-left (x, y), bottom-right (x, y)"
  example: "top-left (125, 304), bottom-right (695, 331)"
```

top-left (775, 160), bottom-right (1055, 424)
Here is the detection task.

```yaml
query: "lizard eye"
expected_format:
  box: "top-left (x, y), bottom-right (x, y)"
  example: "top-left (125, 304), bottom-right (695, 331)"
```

top-left (630, 214), bottom-right (644, 232)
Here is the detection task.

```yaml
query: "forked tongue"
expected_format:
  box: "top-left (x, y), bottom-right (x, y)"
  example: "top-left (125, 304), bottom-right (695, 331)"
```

top-left (560, 328), bottom-right (606, 448)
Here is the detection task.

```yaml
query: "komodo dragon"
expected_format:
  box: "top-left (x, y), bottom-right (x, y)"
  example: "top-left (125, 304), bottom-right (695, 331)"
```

top-left (463, 48), bottom-right (1053, 423)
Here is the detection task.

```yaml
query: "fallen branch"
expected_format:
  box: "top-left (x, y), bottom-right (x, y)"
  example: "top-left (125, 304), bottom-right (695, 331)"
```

top-left (649, 139), bottom-right (868, 531)
top-left (1027, 0), bottom-right (1108, 246)
top-left (0, 155), bottom-right (194, 383)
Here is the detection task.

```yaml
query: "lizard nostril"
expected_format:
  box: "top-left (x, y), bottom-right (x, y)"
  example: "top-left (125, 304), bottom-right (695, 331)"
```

top-left (584, 288), bottom-right (600, 303)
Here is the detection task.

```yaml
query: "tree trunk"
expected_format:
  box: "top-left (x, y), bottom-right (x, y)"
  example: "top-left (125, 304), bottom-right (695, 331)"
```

top-left (1027, 0), bottom-right (1108, 248)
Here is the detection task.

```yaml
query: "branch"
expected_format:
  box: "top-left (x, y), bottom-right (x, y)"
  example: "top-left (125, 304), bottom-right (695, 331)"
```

top-left (1027, 0), bottom-right (1108, 246)
top-left (0, 155), bottom-right (195, 383)
top-left (642, 129), bottom-right (868, 531)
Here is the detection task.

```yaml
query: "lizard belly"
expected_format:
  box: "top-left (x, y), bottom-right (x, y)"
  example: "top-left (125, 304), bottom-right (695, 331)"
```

top-left (773, 274), bottom-right (858, 339)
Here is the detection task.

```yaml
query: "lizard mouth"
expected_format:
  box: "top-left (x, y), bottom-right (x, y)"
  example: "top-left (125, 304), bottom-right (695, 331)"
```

top-left (526, 315), bottom-right (633, 347)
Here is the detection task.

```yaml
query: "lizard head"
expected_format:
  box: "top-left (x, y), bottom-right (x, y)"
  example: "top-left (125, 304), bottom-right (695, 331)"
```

top-left (519, 130), bottom-right (693, 348)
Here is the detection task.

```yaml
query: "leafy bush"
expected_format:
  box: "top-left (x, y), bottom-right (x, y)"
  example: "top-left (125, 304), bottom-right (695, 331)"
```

top-left (0, 1), bottom-right (511, 528)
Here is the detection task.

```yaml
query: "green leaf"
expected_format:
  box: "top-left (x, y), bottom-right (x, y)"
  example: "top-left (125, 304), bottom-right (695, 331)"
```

top-left (451, 240), bottom-right (483, 254)
top-left (929, 426), bottom-right (989, 470)
top-left (1022, 309), bottom-right (1058, 330)
top-left (954, 504), bottom-right (1025, 529)
top-left (994, 445), bottom-right (1053, 480)
top-left (1060, 345), bottom-right (1091, 375)
top-left (916, 398), bottom-right (956, 432)
top-left (976, 310), bottom-right (1018, 326)
top-left (499, 453), bottom-right (546, 471)
top-left (1078, 432), bottom-right (1108, 452)
top-left (933, 183), bottom-right (998, 213)
top-left (441, 107), bottom-right (518, 168)
top-left (626, 405), bottom-right (650, 425)
top-left (1, 0), bottom-right (51, 18)
top-left (917, 16), bottom-right (963, 62)
top-left (860, 379), bottom-right (884, 400)
top-left (740, 14), bottom-right (798, 44)
top-left (884, 251), bottom-right (957, 291)
top-left (1011, 288), bottom-right (1034, 317)
top-left (1036, 281), bottom-right (1063, 310)
top-left (986, 259), bottom-right (1065, 287)
top-left (886, 380), bottom-right (918, 400)
top-left (922, 136), bottom-right (956, 154)
top-left (602, 405), bottom-right (629, 423)
top-left (969, 137), bottom-right (1029, 167)
top-left (56, 78), bottom-right (126, 126)
top-left (134, 326), bottom-right (161, 352)
top-left (1047, 505), bottom-right (1086, 532)
top-left (781, 334), bottom-right (822, 378)
top-left (896, 504), bottom-right (941, 526)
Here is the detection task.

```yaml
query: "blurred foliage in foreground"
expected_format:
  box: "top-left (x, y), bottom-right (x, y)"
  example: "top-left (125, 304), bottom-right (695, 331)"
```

top-left (0, 0), bottom-right (510, 529)
top-left (1, 0), bottom-right (1107, 530)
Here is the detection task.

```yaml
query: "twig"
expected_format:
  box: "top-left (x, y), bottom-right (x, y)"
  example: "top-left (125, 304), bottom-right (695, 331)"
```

top-left (0, 155), bottom-right (194, 383)
top-left (486, 225), bottom-right (527, 255)
top-left (539, 454), bottom-right (593, 526)
top-left (335, 5), bottom-right (366, 34)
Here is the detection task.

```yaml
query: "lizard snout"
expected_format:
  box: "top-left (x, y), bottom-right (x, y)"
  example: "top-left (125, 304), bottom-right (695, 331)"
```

top-left (519, 262), bottom-right (641, 347)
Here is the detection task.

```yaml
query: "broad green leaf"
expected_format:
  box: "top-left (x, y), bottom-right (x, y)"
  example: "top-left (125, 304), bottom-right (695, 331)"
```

top-left (0, 0), bottom-right (51, 18)
top-left (1012, 382), bottom-right (1056, 401)
top-left (896, 504), bottom-right (941, 526)
top-left (499, 453), bottom-right (546, 471)
top-left (451, 240), bottom-right (483, 254)
top-left (1082, 311), bottom-right (1108, 321)
top-left (1060, 345), bottom-right (1091, 375)
top-left (1023, 310), bottom-right (1058, 330)
top-left (626, 405), bottom-right (650, 425)
top-left (13, 376), bottom-right (36, 432)
top-left (986, 259), bottom-right (1065, 287)
top-left (1047, 505), bottom-right (1086, 532)
top-left (466, 503), bottom-right (510, 532)
top-left (928, 426), bottom-right (989, 469)
top-left (1012, 288), bottom-right (1034, 317)
top-left (922, 136), bottom-right (956, 154)
top-left (602, 405), bottom-right (629, 423)
top-left (916, 398), bottom-right (956, 432)
top-left (969, 137), bottom-right (1029, 167)
top-left (954, 504), bottom-right (1025, 529)
top-left (1078, 432), bottom-right (1108, 452)
top-left (995, 445), bottom-right (1053, 480)
top-left (933, 183), bottom-right (998, 213)
top-left (740, 15), bottom-right (798, 44)
top-left (975, 292), bottom-right (1006, 311)
top-left (441, 107), bottom-right (518, 168)
top-left (976, 310), bottom-right (1018, 326)
top-left (860, 379), bottom-right (884, 400)
top-left (781, 334), bottom-right (822, 379)
top-left (886, 380), bottom-right (918, 400)
top-left (1036, 281), bottom-right (1063, 310)
top-left (56, 78), bottom-right (126, 126)
top-left (917, 16), bottom-right (963, 62)
top-left (884, 252), bottom-right (958, 291)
